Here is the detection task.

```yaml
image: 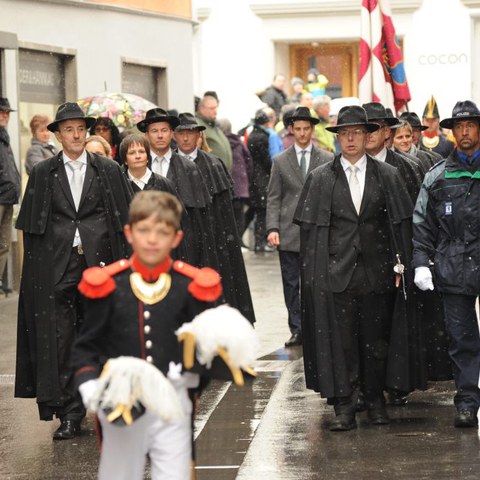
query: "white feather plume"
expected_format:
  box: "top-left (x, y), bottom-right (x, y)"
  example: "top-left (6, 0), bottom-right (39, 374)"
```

top-left (90, 356), bottom-right (184, 421)
top-left (176, 304), bottom-right (259, 369)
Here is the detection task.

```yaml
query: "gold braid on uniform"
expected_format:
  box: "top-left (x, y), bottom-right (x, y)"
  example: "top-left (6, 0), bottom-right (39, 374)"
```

top-left (130, 272), bottom-right (171, 305)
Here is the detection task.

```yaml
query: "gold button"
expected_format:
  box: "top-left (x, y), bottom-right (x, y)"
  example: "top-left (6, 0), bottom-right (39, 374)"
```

top-left (146, 356), bottom-right (153, 363)
top-left (144, 311), bottom-right (151, 320)
top-left (144, 325), bottom-right (151, 334)
top-left (146, 340), bottom-right (153, 349)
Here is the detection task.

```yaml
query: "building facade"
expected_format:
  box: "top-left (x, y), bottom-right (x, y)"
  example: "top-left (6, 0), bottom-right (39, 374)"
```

top-left (193, 0), bottom-right (480, 129)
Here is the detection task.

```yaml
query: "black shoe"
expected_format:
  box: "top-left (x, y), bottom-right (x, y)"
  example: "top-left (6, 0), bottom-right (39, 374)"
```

top-left (329, 414), bottom-right (356, 431)
top-left (285, 333), bottom-right (302, 347)
top-left (454, 410), bottom-right (478, 428)
top-left (368, 407), bottom-right (390, 425)
top-left (53, 420), bottom-right (81, 440)
top-left (388, 390), bottom-right (408, 406)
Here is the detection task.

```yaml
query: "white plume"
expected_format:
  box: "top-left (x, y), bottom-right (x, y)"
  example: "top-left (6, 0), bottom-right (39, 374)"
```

top-left (176, 304), bottom-right (259, 369)
top-left (90, 356), bottom-right (184, 421)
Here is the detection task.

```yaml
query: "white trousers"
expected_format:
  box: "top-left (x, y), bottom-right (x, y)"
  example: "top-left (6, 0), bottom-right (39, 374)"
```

top-left (98, 396), bottom-right (192, 480)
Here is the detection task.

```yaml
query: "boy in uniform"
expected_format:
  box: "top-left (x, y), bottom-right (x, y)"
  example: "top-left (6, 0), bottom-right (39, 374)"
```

top-left (71, 190), bottom-right (223, 480)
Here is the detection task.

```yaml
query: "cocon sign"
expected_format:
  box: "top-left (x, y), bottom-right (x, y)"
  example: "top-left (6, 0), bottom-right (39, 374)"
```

top-left (418, 53), bottom-right (468, 65)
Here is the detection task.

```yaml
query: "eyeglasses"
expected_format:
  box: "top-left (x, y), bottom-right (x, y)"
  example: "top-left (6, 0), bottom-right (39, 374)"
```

top-left (337, 128), bottom-right (367, 138)
top-left (95, 126), bottom-right (110, 133)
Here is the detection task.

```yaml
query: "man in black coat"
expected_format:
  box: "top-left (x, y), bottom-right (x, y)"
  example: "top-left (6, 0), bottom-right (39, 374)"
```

top-left (363, 102), bottom-right (422, 203)
top-left (413, 100), bottom-right (480, 428)
top-left (0, 98), bottom-right (20, 293)
top-left (294, 106), bottom-right (414, 431)
top-left (139, 108), bottom-right (218, 270)
top-left (258, 74), bottom-right (288, 118)
top-left (15, 103), bottom-right (133, 439)
top-left (174, 113), bottom-right (256, 325)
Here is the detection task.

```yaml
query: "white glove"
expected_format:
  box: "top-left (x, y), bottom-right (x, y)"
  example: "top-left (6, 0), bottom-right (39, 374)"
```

top-left (78, 379), bottom-right (99, 410)
top-left (167, 362), bottom-right (200, 389)
top-left (414, 266), bottom-right (434, 291)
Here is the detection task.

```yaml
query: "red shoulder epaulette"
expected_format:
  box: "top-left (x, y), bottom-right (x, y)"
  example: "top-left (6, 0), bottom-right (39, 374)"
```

top-left (173, 260), bottom-right (222, 302)
top-left (78, 258), bottom-right (130, 299)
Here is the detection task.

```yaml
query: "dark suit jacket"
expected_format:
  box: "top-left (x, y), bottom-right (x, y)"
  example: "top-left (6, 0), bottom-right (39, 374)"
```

top-left (266, 144), bottom-right (333, 252)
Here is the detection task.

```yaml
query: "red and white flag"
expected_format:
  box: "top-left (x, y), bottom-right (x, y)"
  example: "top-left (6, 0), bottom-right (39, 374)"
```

top-left (359, 0), bottom-right (411, 113)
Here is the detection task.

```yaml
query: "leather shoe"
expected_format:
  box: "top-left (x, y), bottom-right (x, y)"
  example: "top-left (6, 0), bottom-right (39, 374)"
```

top-left (368, 407), bottom-right (390, 425)
top-left (329, 414), bottom-right (356, 431)
top-left (454, 410), bottom-right (478, 428)
top-left (285, 333), bottom-right (302, 347)
top-left (388, 390), bottom-right (408, 406)
top-left (356, 392), bottom-right (366, 412)
top-left (53, 420), bottom-right (81, 440)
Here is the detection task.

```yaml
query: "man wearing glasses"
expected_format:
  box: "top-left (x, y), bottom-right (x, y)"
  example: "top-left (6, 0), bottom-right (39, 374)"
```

top-left (294, 105), bottom-right (413, 431)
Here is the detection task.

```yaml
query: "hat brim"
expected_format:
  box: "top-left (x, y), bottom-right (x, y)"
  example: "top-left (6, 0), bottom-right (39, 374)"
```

top-left (175, 125), bottom-right (206, 132)
top-left (47, 116), bottom-right (96, 132)
top-left (326, 122), bottom-right (380, 133)
top-left (136, 115), bottom-right (180, 133)
top-left (288, 115), bottom-right (320, 126)
top-left (0, 107), bottom-right (15, 113)
top-left (440, 115), bottom-right (480, 130)
top-left (369, 117), bottom-right (400, 127)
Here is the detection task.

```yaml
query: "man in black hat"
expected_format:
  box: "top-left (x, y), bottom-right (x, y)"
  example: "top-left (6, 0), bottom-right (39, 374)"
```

top-left (174, 113), bottom-right (256, 324)
top-left (266, 106), bottom-right (333, 347)
top-left (139, 108), bottom-right (217, 269)
top-left (294, 105), bottom-right (414, 431)
top-left (363, 102), bottom-right (422, 203)
top-left (0, 98), bottom-right (20, 295)
top-left (413, 100), bottom-right (480, 428)
top-left (15, 102), bottom-right (133, 439)
top-left (421, 95), bottom-right (455, 158)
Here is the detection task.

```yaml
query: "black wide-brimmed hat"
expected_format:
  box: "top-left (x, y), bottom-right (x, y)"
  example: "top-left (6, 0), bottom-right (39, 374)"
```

top-left (326, 105), bottom-right (380, 133)
top-left (362, 102), bottom-right (399, 127)
top-left (175, 113), bottom-right (206, 132)
top-left (287, 106), bottom-right (319, 126)
top-left (136, 108), bottom-right (180, 132)
top-left (0, 97), bottom-right (15, 112)
top-left (399, 112), bottom-right (427, 131)
top-left (439, 100), bottom-right (480, 129)
top-left (47, 102), bottom-right (96, 132)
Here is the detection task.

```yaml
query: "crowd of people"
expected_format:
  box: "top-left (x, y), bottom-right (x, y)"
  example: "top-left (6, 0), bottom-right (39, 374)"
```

top-left (0, 67), bottom-right (479, 477)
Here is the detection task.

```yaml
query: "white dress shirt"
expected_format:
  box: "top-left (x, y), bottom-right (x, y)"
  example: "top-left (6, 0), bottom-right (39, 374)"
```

top-left (340, 154), bottom-right (367, 199)
top-left (177, 148), bottom-right (198, 161)
top-left (151, 148), bottom-right (172, 176)
top-left (294, 143), bottom-right (313, 172)
top-left (128, 168), bottom-right (152, 190)
top-left (373, 147), bottom-right (387, 163)
top-left (63, 150), bottom-right (87, 247)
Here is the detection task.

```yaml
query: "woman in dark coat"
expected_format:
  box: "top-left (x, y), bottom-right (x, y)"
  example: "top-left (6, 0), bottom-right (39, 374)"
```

top-left (246, 110), bottom-right (272, 251)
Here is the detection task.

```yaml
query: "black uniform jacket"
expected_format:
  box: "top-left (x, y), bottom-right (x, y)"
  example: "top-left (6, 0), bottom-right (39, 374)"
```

top-left (72, 262), bottom-right (209, 387)
top-left (293, 156), bottom-right (425, 397)
top-left (15, 152), bottom-right (133, 403)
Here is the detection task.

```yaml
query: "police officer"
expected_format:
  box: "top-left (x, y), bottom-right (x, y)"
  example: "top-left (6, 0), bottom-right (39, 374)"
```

top-left (413, 100), bottom-right (480, 428)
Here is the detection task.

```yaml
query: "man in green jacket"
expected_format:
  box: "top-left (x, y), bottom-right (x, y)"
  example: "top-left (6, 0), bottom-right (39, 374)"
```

top-left (196, 92), bottom-right (233, 171)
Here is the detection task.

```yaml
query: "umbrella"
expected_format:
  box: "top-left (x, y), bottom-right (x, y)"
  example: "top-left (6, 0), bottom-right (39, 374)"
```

top-left (77, 92), bottom-right (158, 129)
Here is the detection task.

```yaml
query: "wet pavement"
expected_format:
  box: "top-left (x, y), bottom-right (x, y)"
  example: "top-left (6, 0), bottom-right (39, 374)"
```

top-left (1, 251), bottom-right (480, 479)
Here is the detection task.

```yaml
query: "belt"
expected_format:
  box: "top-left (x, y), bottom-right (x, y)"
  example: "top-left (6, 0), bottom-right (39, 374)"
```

top-left (72, 245), bottom-right (84, 255)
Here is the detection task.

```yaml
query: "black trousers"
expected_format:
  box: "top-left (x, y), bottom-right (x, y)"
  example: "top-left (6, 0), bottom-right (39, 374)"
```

top-left (50, 248), bottom-right (87, 421)
top-left (279, 250), bottom-right (301, 334)
top-left (232, 198), bottom-right (247, 242)
top-left (332, 262), bottom-right (393, 415)
top-left (443, 293), bottom-right (480, 412)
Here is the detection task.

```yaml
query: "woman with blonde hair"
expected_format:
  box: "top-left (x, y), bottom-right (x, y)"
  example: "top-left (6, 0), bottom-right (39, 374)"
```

top-left (25, 114), bottom-right (57, 174)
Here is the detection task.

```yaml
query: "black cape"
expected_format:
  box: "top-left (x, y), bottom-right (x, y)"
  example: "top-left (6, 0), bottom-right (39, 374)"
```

top-left (15, 153), bottom-right (132, 414)
top-left (194, 150), bottom-right (256, 324)
top-left (293, 156), bottom-right (426, 397)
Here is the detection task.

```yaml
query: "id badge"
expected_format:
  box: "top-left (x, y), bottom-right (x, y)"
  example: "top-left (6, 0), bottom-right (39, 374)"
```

top-left (444, 201), bottom-right (453, 216)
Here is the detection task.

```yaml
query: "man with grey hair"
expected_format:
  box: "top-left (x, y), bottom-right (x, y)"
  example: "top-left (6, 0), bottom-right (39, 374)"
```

top-left (313, 95), bottom-right (335, 153)
top-left (196, 92), bottom-right (233, 171)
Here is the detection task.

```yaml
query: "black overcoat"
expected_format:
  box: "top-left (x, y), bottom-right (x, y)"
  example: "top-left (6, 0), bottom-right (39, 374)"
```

top-left (194, 150), bottom-right (256, 324)
top-left (293, 156), bottom-right (427, 397)
top-left (14, 152), bottom-right (132, 409)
